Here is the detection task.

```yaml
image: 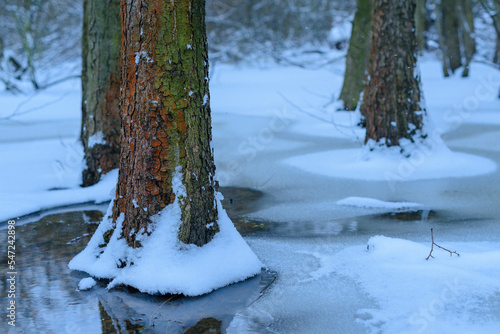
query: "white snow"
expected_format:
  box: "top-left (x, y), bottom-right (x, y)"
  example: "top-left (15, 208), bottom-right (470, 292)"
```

top-left (328, 20), bottom-right (352, 44)
top-left (77, 277), bottom-right (97, 291)
top-left (87, 131), bottom-right (106, 148)
top-left (134, 51), bottom-right (153, 65)
top-left (0, 136), bottom-right (117, 222)
top-left (69, 168), bottom-right (262, 296)
top-left (337, 197), bottom-right (422, 210)
top-left (297, 235), bottom-right (500, 333)
top-left (285, 142), bottom-right (496, 181)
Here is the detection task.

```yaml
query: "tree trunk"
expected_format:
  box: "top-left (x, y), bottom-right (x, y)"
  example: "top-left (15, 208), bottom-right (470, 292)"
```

top-left (112, 0), bottom-right (219, 248)
top-left (458, 0), bottom-right (475, 77)
top-left (361, 0), bottom-right (425, 147)
top-left (494, 0), bottom-right (500, 65)
top-left (339, 0), bottom-right (373, 111)
top-left (415, 0), bottom-right (427, 52)
top-left (435, 0), bottom-right (463, 76)
top-left (81, 0), bottom-right (122, 187)
top-left (0, 36), bottom-right (3, 60)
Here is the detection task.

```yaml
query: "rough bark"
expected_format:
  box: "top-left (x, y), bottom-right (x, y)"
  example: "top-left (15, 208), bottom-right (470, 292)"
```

top-left (361, 0), bottom-right (425, 147)
top-left (81, 0), bottom-right (121, 187)
top-left (415, 0), bottom-right (427, 52)
top-left (113, 0), bottom-right (219, 248)
top-left (339, 0), bottom-right (373, 111)
top-left (458, 0), bottom-right (475, 77)
top-left (435, 0), bottom-right (463, 76)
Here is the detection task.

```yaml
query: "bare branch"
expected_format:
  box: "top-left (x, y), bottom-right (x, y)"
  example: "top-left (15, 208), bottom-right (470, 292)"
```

top-left (426, 228), bottom-right (460, 260)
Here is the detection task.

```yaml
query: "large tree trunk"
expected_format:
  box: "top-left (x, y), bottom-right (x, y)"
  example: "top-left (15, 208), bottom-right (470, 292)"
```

top-left (81, 0), bottom-right (121, 187)
top-left (459, 0), bottom-right (475, 77)
top-left (339, 0), bottom-right (373, 111)
top-left (113, 0), bottom-right (219, 248)
top-left (361, 0), bottom-right (425, 147)
top-left (435, 0), bottom-right (463, 76)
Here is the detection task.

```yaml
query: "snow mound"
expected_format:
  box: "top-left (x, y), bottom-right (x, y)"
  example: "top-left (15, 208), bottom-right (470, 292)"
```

top-left (69, 169), bottom-right (262, 296)
top-left (285, 139), bottom-right (496, 181)
top-left (336, 197), bottom-right (422, 210)
top-left (300, 235), bottom-right (500, 333)
top-left (78, 277), bottom-right (97, 291)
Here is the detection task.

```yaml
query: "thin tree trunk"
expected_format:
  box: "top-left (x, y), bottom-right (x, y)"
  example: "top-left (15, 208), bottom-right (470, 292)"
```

top-left (81, 0), bottom-right (121, 187)
top-left (415, 0), bottom-right (427, 52)
top-left (459, 0), bottom-right (475, 77)
top-left (361, 0), bottom-right (425, 147)
top-left (339, 0), bottom-right (373, 111)
top-left (113, 0), bottom-right (219, 248)
top-left (435, 0), bottom-right (463, 76)
top-left (494, 0), bottom-right (500, 64)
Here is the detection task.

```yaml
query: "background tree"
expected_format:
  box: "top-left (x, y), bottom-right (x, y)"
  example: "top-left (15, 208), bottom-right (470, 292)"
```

top-left (479, 0), bottom-right (500, 64)
top-left (495, 0), bottom-right (500, 64)
top-left (80, 0), bottom-right (121, 187)
top-left (435, 0), bottom-right (476, 77)
top-left (206, 0), bottom-right (336, 62)
top-left (339, 0), bottom-right (373, 111)
top-left (458, 0), bottom-right (476, 77)
top-left (415, 0), bottom-right (427, 52)
top-left (0, 0), bottom-right (81, 90)
top-left (361, 0), bottom-right (425, 147)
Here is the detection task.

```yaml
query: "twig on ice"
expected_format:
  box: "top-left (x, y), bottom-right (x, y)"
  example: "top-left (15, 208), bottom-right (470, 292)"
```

top-left (426, 228), bottom-right (460, 260)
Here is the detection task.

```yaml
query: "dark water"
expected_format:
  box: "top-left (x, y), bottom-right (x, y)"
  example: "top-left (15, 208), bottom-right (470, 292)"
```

top-left (0, 188), bottom-right (274, 334)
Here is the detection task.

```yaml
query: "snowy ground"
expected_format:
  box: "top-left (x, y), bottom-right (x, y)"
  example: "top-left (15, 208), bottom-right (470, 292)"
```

top-left (1, 56), bottom-right (500, 333)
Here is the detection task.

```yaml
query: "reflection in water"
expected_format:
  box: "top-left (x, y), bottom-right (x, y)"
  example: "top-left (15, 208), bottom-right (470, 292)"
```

top-left (0, 187), bottom-right (274, 334)
top-left (184, 318), bottom-right (221, 334)
top-left (378, 209), bottom-right (435, 221)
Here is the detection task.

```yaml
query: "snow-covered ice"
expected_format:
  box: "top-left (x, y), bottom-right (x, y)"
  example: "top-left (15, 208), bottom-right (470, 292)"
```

top-left (285, 145), bottom-right (496, 181)
top-left (336, 197), bottom-right (422, 210)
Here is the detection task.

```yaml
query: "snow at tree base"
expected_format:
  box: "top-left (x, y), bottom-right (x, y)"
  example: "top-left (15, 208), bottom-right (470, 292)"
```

top-left (69, 168), bottom-right (262, 296)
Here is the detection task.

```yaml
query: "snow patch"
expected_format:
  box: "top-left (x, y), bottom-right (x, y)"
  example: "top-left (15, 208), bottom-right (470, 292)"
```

top-left (134, 51), bottom-right (153, 65)
top-left (78, 277), bottom-right (96, 291)
top-left (337, 197), bottom-right (422, 210)
top-left (285, 138), bottom-right (496, 181)
top-left (304, 236), bottom-right (500, 333)
top-left (87, 132), bottom-right (106, 148)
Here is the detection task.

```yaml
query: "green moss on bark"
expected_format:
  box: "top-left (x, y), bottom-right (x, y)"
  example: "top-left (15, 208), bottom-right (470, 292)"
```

top-left (81, 0), bottom-right (121, 187)
top-left (339, 0), bottom-right (373, 111)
